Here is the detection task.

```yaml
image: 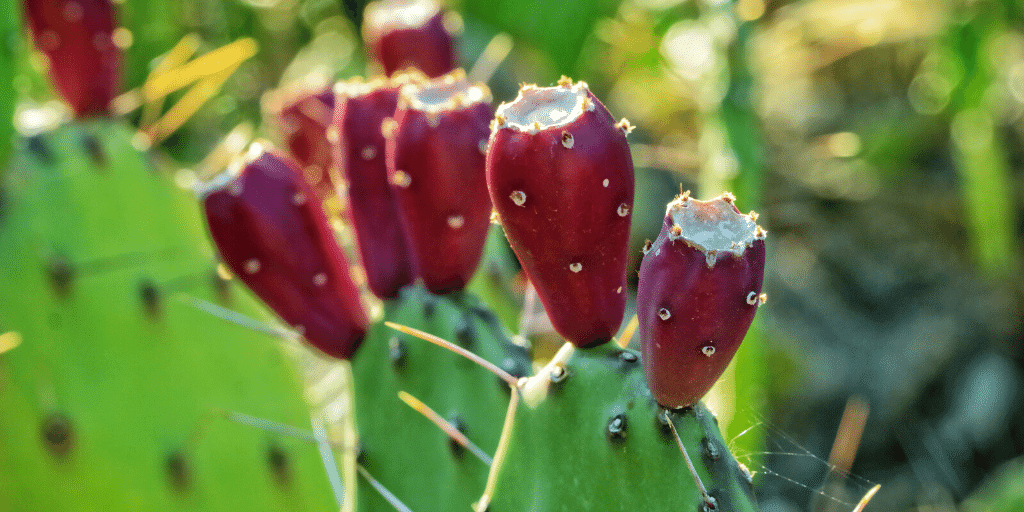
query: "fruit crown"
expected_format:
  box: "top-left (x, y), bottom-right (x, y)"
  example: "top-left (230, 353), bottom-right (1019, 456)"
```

top-left (364, 0), bottom-right (442, 38)
top-left (398, 69), bottom-right (491, 112)
top-left (491, 77), bottom-right (594, 135)
top-left (658, 191), bottom-right (767, 267)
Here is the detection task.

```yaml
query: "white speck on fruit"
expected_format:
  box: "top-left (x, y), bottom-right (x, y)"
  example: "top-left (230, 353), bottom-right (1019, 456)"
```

top-left (658, 308), bottom-right (671, 320)
top-left (705, 250), bottom-right (718, 267)
top-left (617, 203), bottom-right (630, 217)
top-left (510, 190), bottom-right (526, 206)
top-left (746, 292), bottom-right (758, 305)
top-left (561, 131), bottom-right (574, 149)
top-left (603, 178), bottom-right (609, 187)
top-left (759, 293), bottom-right (768, 305)
top-left (616, 286), bottom-right (622, 294)
top-left (244, 259), bottom-right (261, 274)
top-left (392, 170), bottom-right (411, 188)
top-left (702, 345), bottom-right (715, 357)
top-left (381, 118), bottom-right (397, 138)
top-left (447, 215), bottom-right (465, 229)
top-left (313, 273), bottom-right (328, 286)
top-left (569, 262), bottom-right (583, 273)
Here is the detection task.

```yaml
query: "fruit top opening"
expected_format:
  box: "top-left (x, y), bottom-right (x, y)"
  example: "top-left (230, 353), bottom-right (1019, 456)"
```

top-left (495, 82), bottom-right (590, 133)
top-left (335, 70), bottom-right (426, 99)
top-left (403, 73), bottom-right (490, 112)
top-left (666, 194), bottom-right (762, 256)
top-left (365, 0), bottom-right (438, 33)
top-left (194, 142), bottom-right (268, 199)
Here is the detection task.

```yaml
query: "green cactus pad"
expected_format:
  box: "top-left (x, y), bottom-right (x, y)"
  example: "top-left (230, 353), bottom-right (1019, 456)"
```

top-left (480, 342), bottom-right (759, 512)
top-left (0, 120), bottom-right (335, 511)
top-left (352, 286), bottom-right (529, 512)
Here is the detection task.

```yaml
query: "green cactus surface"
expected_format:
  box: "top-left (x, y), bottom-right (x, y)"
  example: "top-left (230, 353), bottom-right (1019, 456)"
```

top-left (0, 119), bottom-right (336, 511)
top-left (480, 342), bottom-right (759, 512)
top-left (352, 286), bottom-right (529, 512)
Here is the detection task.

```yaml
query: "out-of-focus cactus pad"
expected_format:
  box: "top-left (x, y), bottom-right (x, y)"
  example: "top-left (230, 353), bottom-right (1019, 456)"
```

top-left (0, 120), bottom-right (335, 511)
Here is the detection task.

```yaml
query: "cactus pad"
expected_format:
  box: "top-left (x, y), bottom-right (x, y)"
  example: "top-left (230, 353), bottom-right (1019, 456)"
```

top-left (0, 120), bottom-right (335, 511)
top-left (480, 342), bottom-right (759, 512)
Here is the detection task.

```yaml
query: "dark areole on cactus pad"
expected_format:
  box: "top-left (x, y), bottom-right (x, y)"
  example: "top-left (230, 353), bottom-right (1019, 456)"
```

top-left (363, 0), bottom-right (458, 78)
top-left (23, 0), bottom-right (121, 117)
top-left (386, 69), bottom-right (493, 294)
top-left (200, 144), bottom-right (368, 360)
top-left (486, 77), bottom-right (634, 348)
top-left (637, 191), bottom-right (766, 409)
top-left (330, 73), bottom-right (424, 299)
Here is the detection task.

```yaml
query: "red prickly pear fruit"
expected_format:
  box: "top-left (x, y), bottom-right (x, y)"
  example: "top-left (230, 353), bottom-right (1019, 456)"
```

top-left (330, 74), bottom-right (424, 299)
top-left (23, 0), bottom-right (121, 117)
top-left (636, 191), bottom-right (766, 409)
top-left (200, 144), bottom-right (369, 360)
top-left (486, 77), bottom-right (635, 348)
top-left (264, 80), bottom-right (337, 197)
top-left (363, 0), bottom-right (458, 78)
top-left (386, 69), bottom-right (493, 294)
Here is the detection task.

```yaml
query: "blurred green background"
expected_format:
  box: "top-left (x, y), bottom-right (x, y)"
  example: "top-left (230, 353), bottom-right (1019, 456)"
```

top-left (4, 0), bottom-right (1024, 510)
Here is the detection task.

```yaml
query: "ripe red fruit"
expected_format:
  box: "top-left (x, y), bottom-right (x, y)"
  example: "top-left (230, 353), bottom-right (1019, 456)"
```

top-left (637, 192), bottom-right (766, 409)
top-left (486, 77), bottom-right (635, 348)
top-left (386, 69), bottom-right (493, 294)
top-left (330, 75), bottom-right (422, 299)
top-left (201, 145), bottom-right (368, 360)
top-left (363, 0), bottom-right (458, 78)
top-left (264, 81), bottom-right (337, 197)
top-left (23, 0), bottom-right (121, 117)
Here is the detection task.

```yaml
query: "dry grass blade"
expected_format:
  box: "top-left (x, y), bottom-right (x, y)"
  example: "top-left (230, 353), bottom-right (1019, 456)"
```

top-left (142, 38), bottom-right (259, 101)
top-left (852, 484), bottom-right (881, 512)
top-left (469, 32), bottom-right (513, 84)
top-left (617, 314), bottom-right (638, 348)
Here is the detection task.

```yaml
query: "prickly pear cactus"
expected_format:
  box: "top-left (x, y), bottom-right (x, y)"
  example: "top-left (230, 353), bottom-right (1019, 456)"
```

top-left (0, 120), bottom-right (335, 511)
top-left (353, 287), bottom-right (528, 512)
top-left (480, 343), bottom-right (758, 512)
